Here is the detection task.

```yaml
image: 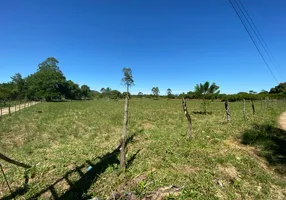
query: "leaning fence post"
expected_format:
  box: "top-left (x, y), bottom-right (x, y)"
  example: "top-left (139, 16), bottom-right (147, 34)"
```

top-left (251, 100), bottom-right (255, 115)
top-left (225, 100), bottom-right (230, 122)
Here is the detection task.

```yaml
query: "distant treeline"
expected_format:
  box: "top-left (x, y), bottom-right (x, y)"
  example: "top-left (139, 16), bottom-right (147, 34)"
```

top-left (175, 90), bottom-right (286, 102)
top-left (1, 57), bottom-right (286, 102)
top-left (0, 57), bottom-right (92, 102)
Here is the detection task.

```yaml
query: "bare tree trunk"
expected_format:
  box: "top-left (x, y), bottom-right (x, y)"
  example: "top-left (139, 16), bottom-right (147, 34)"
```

top-left (243, 99), bottom-right (246, 120)
top-left (14, 103), bottom-right (16, 113)
top-left (0, 106), bottom-right (2, 121)
top-left (225, 100), bottom-right (230, 122)
top-left (182, 98), bottom-right (192, 139)
top-left (251, 100), bottom-right (255, 115)
top-left (120, 95), bottom-right (129, 169)
top-left (0, 152), bottom-right (31, 168)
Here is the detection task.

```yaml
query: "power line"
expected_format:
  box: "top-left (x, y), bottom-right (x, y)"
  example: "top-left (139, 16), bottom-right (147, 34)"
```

top-left (235, 0), bottom-right (285, 81)
top-left (228, 0), bottom-right (279, 83)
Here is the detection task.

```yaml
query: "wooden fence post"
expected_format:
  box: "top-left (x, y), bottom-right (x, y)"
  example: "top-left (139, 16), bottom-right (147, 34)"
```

top-left (251, 100), bottom-right (255, 115)
top-left (225, 100), bottom-right (230, 122)
top-left (9, 104), bottom-right (11, 116)
top-left (182, 98), bottom-right (192, 139)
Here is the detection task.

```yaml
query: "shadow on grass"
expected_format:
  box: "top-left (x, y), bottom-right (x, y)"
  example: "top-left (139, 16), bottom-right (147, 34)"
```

top-left (1, 134), bottom-right (139, 200)
top-left (1, 174), bottom-right (29, 200)
top-left (241, 123), bottom-right (286, 175)
top-left (191, 111), bottom-right (213, 115)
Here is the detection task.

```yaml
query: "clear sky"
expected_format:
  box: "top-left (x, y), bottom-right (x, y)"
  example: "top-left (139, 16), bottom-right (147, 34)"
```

top-left (0, 0), bottom-right (285, 95)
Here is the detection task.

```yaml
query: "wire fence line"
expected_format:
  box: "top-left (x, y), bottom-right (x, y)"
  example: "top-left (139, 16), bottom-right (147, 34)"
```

top-left (0, 101), bottom-right (40, 120)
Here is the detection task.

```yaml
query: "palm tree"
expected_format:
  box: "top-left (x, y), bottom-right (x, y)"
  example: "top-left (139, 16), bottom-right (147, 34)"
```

top-left (194, 81), bottom-right (220, 114)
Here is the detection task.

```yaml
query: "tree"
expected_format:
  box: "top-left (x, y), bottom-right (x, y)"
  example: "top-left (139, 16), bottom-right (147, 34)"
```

top-left (81, 85), bottom-right (91, 99)
top-left (11, 73), bottom-right (26, 99)
top-left (194, 81), bottom-right (220, 114)
top-left (26, 57), bottom-right (66, 101)
top-left (110, 90), bottom-right (121, 100)
top-left (120, 68), bottom-right (134, 169)
top-left (64, 80), bottom-right (82, 100)
top-left (166, 88), bottom-right (172, 99)
top-left (167, 88), bottom-right (172, 95)
top-left (269, 82), bottom-right (286, 94)
top-left (100, 88), bottom-right (106, 93)
top-left (0, 83), bottom-right (14, 101)
top-left (151, 87), bottom-right (160, 99)
top-left (259, 89), bottom-right (268, 94)
top-left (138, 92), bottom-right (143, 98)
top-left (249, 90), bottom-right (257, 94)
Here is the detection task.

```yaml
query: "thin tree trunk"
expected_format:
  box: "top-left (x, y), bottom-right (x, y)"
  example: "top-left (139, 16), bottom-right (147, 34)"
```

top-left (243, 99), bottom-right (246, 120)
top-left (9, 104), bottom-right (11, 116)
top-left (251, 100), bottom-right (255, 115)
top-left (225, 100), bottom-right (230, 122)
top-left (14, 103), bottom-right (16, 113)
top-left (0, 152), bottom-right (31, 168)
top-left (0, 106), bottom-right (2, 121)
top-left (182, 98), bottom-right (192, 139)
top-left (120, 94), bottom-right (129, 169)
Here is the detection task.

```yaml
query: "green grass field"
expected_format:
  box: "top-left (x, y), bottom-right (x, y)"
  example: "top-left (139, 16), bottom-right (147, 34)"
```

top-left (0, 99), bottom-right (286, 199)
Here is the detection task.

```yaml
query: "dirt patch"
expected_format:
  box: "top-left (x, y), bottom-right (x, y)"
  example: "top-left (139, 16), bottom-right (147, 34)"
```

top-left (278, 112), bottom-right (286, 130)
top-left (218, 165), bottom-right (240, 183)
top-left (141, 123), bottom-right (153, 130)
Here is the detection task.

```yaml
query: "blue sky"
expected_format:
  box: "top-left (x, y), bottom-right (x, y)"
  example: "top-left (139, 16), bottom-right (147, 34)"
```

top-left (0, 0), bottom-right (285, 95)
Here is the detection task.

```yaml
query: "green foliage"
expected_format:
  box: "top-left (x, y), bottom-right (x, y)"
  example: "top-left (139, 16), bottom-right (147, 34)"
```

top-left (121, 68), bottom-right (134, 93)
top-left (194, 81), bottom-right (220, 98)
top-left (269, 82), bottom-right (286, 94)
top-left (64, 80), bottom-right (82, 100)
top-left (81, 85), bottom-right (91, 99)
top-left (11, 73), bottom-right (26, 99)
top-left (26, 57), bottom-right (66, 101)
top-left (166, 88), bottom-right (174, 99)
top-left (194, 81), bottom-right (220, 114)
top-left (0, 57), bottom-right (92, 102)
top-left (151, 87), bottom-right (160, 98)
top-left (110, 90), bottom-right (121, 100)
top-left (137, 92), bottom-right (143, 98)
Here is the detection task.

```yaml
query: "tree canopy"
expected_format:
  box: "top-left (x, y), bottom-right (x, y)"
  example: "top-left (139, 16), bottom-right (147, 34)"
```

top-left (269, 82), bottom-right (286, 94)
top-left (0, 57), bottom-right (92, 101)
top-left (194, 81), bottom-right (220, 98)
top-left (121, 68), bottom-right (134, 93)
